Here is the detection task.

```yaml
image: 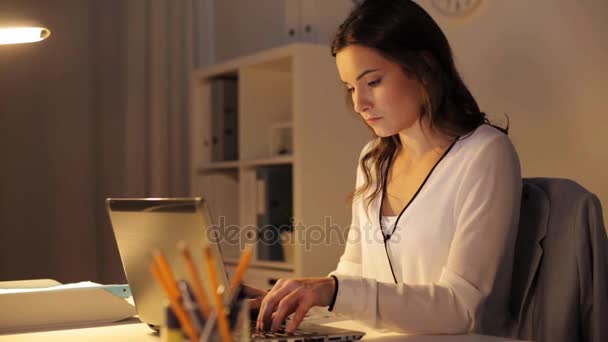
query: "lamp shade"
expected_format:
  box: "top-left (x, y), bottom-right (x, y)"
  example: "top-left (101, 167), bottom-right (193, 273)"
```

top-left (0, 26), bottom-right (51, 45)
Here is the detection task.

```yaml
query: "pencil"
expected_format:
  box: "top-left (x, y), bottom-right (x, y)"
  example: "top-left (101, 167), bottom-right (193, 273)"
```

top-left (153, 249), bottom-right (180, 300)
top-left (149, 261), bottom-right (198, 342)
top-left (228, 246), bottom-right (253, 296)
top-left (204, 246), bottom-right (233, 342)
top-left (178, 241), bottom-right (212, 318)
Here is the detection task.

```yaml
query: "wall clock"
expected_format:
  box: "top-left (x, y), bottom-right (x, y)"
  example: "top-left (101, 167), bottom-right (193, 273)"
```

top-left (430, 0), bottom-right (481, 17)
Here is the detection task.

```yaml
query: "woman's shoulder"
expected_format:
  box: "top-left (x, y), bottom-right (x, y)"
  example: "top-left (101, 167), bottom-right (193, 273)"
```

top-left (455, 123), bottom-right (516, 156)
top-left (450, 124), bottom-right (520, 174)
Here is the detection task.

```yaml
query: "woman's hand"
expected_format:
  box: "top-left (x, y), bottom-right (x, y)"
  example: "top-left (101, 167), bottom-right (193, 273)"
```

top-left (256, 277), bottom-right (336, 333)
top-left (241, 284), bottom-right (267, 310)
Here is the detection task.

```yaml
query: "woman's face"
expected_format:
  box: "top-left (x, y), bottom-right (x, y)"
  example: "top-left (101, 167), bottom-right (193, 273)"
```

top-left (336, 45), bottom-right (424, 137)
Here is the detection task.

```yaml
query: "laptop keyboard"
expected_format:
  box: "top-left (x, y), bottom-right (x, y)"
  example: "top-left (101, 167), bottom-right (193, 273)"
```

top-left (250, 322), bottom-right (318, 340)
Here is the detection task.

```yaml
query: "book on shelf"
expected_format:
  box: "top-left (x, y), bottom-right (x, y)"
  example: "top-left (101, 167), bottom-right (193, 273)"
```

top-left (255, 165), bottom-right (293, 262)
top-left (211, 77), bottom-right (238, 162)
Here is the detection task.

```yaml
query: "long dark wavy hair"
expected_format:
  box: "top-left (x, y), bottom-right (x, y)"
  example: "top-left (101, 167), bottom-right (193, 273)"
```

top-left (332, 0), bottom-right (505, 207)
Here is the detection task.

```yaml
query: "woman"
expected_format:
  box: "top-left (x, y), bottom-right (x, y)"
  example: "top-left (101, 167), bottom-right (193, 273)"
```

top-left (248, 0), bottom-right (522, 336)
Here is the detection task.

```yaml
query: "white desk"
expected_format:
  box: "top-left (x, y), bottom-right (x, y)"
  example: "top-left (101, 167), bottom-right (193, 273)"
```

top-left (0, 317), bottom-right (528, 342)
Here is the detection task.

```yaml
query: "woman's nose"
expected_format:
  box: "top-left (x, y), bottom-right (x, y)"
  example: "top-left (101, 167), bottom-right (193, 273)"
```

top-left (352, 89), bottom-right (372, 114)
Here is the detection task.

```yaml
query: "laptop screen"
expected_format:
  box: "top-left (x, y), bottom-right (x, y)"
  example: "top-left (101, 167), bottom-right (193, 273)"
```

top-left (107, 197), bottom-right (230, 327)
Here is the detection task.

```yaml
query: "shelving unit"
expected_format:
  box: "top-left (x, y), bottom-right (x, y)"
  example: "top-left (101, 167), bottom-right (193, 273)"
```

top-left (190, 43), bottom-right (369, 290)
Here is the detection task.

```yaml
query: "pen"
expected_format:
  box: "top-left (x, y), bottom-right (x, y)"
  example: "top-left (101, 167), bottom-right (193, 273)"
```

top-left (177, 279), bottom-right (204, 334)
top-left (150, 261), bottom-right (197, 342)
top-left (199, 310), bottom-right (217, 342)
top-left (178, 241), bottom-right (212, 319)
top-left (204, 246), bottom-right (233, 342)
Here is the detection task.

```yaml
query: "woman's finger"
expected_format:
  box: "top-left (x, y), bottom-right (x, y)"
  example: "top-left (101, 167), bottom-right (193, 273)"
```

top-left (256, 281), bottom-right (280, 330)
top-left (286, 300), bottom-right (311, 333)
top-left (257, 279), bottom-right (290, 330)
top-left (242, 284), bottom-right (267, 298)
top-left (258, 285), bottom-right (293, 330)
top-left (270, 289), bottom-right (302, 332)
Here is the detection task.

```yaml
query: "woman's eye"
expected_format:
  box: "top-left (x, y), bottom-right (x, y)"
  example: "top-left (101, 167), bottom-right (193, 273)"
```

top-left (368, 78), bottom-right (381, 87)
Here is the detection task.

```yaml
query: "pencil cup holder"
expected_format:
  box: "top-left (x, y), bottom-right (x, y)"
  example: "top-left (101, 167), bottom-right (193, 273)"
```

top-left (204, 300), bottom-right (250, 342)
top-left (230, 299), bottom-right (250, 342)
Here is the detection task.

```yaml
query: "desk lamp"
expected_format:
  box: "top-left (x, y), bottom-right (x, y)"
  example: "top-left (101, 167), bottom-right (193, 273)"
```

top-left (0, 23), bottom-right (51, 45)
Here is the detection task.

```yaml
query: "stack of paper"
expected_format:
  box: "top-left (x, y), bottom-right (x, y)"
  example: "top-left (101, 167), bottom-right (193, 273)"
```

top-left (0, 279), bottom-right (136, 333)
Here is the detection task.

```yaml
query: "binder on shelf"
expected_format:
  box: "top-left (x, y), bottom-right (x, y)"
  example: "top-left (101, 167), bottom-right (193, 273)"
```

top-left (255, 165), bottom-right (293, 262)
top-left (211, 77), bottom-right (238, 162)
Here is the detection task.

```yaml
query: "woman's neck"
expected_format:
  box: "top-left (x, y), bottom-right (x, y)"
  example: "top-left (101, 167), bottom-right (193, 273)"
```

top-left (396, 119), bottom-right (453, 163)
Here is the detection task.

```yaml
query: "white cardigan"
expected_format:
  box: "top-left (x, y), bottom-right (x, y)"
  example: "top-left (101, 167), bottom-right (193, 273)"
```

top-left (330, 124), bottom-right (522, 335)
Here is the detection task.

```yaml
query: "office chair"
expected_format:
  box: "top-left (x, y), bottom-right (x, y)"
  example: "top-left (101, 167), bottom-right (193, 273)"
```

top-left (509, 178), bottom-right (608, 342)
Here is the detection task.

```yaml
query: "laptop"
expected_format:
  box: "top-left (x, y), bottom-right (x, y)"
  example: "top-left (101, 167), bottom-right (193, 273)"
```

top-left (106, 197), bottom-right (365, 341)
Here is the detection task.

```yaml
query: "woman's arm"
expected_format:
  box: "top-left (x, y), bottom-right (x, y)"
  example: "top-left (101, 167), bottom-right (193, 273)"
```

top-left (256, 142), bottom-right (371, 332)
top-left (331, 194), bottom-right (364, 277)
top-left (331, 140), bottom-right (375, 277)
top-left (255, 195), bottom-right (367, 333)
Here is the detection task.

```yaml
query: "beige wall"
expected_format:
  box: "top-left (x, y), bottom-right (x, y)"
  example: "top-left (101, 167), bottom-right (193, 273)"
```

top-left (0, 0), bottom-right (126, 283)
top-left (0, 0), bottom-right (194, 284)
top-left (418, 0), bottom-right (608, 221)
top-left (0, 0), bottom-right (96, 282)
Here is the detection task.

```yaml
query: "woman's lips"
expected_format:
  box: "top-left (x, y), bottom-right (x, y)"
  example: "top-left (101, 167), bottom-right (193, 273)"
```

top-left (366, 117), bottom-right (382, 124)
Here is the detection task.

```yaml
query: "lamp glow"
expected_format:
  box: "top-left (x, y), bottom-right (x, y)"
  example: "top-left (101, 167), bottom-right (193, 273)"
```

top-left (0, 27), bottom-right (51, 45)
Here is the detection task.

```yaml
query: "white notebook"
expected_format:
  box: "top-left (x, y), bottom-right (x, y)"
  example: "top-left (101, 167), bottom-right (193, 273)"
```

top-left (0, 279), bottom-right (136, 333)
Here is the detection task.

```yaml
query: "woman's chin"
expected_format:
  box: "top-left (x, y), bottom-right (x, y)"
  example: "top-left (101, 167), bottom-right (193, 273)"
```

top-left (373, 128), bottom-right (396, 138)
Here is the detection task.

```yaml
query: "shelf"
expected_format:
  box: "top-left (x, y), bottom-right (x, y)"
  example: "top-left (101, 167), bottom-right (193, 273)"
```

top-left (192, 43), bottom-right (313, 80)
top-left (270, 121), bottom-right (293, 130)
top-left (198, 156), bottom-right (293, 173)
top-left (198, 160), bottom-right (240, 173)
top-left (241, 155), bottom-right (293, 168)
top-left (224, 258), bottom-right (294, 272)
